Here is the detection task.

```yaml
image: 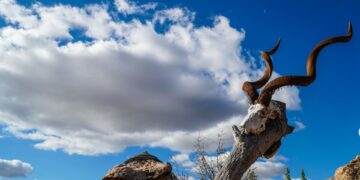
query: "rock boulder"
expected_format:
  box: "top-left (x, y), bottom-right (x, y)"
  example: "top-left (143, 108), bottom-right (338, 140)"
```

top-left (103, 151), bottom-right (177, 180)
top-left (332, 155), bottom-right (360, 180)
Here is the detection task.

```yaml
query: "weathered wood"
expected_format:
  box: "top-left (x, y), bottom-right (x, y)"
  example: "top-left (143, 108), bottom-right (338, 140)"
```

top-left (215, 100), bottom-right (293, 180)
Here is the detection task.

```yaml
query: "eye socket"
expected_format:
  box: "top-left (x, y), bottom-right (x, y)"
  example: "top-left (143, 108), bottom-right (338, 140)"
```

top-left (259, 111), bottom-right (265, 116)
top-left (258, 110), bottom-right (266, 118)
top-left (269, 110), bottom-right (278, 119)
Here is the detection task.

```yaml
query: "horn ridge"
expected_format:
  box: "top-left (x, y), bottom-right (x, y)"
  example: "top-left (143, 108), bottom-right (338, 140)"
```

top-left (242, 38), bottom-right (281, 104)
top-left (257, 22), bottom-right (353, 106)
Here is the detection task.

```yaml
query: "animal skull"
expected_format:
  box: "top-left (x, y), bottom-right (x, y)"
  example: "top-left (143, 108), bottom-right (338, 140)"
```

top-left (239, 22), bottom-right (351, 158)
top-left (240, 102), bottom-right (279, 134)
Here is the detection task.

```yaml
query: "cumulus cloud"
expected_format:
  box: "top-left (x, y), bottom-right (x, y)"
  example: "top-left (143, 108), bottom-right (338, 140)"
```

top-left (269, 72), bottom-right (301, 110)
top-left (153, 8), bottom-right (195, 25)
top-left (171, 153), bottom-right (195, 168)
top-left (0, 0), bottom-right (301, 155)
top-left (0, 159), bottom-right (33, 178)
top-left (114, 0), bottom-right (157, 15)
top-left (293, 121), bottom-right (306, 132)
top-left (171, 152), bottom-right (288, 180)
top-left (248, 156), bottom-right (287, 180)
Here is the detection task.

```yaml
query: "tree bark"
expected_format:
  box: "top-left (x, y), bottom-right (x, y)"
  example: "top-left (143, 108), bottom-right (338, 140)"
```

top-left (215, 100), bottom-right (293, 180)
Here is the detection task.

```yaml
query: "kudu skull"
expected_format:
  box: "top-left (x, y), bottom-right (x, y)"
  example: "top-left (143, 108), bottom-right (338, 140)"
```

top-left (240, 22), bottom-right (352, 158)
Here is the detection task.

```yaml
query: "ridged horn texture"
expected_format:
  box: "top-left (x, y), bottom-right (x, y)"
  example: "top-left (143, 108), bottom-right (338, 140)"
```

top-left (257, 22), bottom-right (353, 106)
top-left (242, 38), bottom-right (281, 104)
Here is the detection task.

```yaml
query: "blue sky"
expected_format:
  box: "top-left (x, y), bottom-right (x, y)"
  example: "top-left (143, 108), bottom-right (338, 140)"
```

top-left (0, 0), bottom-right (359, 180)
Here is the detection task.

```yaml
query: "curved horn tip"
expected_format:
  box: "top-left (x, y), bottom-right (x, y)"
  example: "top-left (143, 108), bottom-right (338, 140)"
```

top-left (268, 38), bottom-right (282, 54)
top-left (348, 21), bottom-right (353, 37)
top-left (274, 37), bottom-right (282, 50)
top-left (276, 37), bottom-right (282, 45)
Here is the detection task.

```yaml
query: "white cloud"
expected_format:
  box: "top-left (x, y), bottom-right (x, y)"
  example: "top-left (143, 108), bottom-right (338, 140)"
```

top-left (269, 72), bottom-right (301, 110)
top-left (172, 151), bottom-right (288, 180)
top-left (265, 155), bottom-right (288, 163)
top-left (0, 0), bottom-right (301, 155)
top-left (293, 121), bottom-right (306, 132)
top-left (171, 153), bottom-right (195, 168)
top-left (248, 156), bottom-right (287, 180)
top-left (114, 0), bottom-right (157, 15)
top-left (169, 148), bottom-right (288, 180)
top-left (0, 159), bottom-right (33, 178)
top-left (153, 8), bottom-right (195, 25)
top-left (251, 161), bottom-right (286, 180)
top-left (0, 0), bottom-right (38, 29)
top-left (292, 178), bottom-right (311, 180)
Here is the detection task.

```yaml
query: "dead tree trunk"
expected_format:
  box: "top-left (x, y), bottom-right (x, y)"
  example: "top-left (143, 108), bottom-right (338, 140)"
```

top-left (215, 101), bottom-right (293, 180)
top-left (215, 22), bottom-right (352, 180)
top-left (102, 23), bottom-right (351, 180)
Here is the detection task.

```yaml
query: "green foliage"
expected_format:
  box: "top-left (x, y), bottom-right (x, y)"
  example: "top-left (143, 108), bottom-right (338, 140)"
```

top-left (301, 169), bottom-right (307, 180)
top-left (284, 168), bottom-right (291, 180)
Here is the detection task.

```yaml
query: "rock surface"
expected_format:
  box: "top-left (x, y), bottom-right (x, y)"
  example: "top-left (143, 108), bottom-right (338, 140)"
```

top-left (103, 151), bottom-right (177, 180)
top-left (331, 155), bottom-right (360, 180)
